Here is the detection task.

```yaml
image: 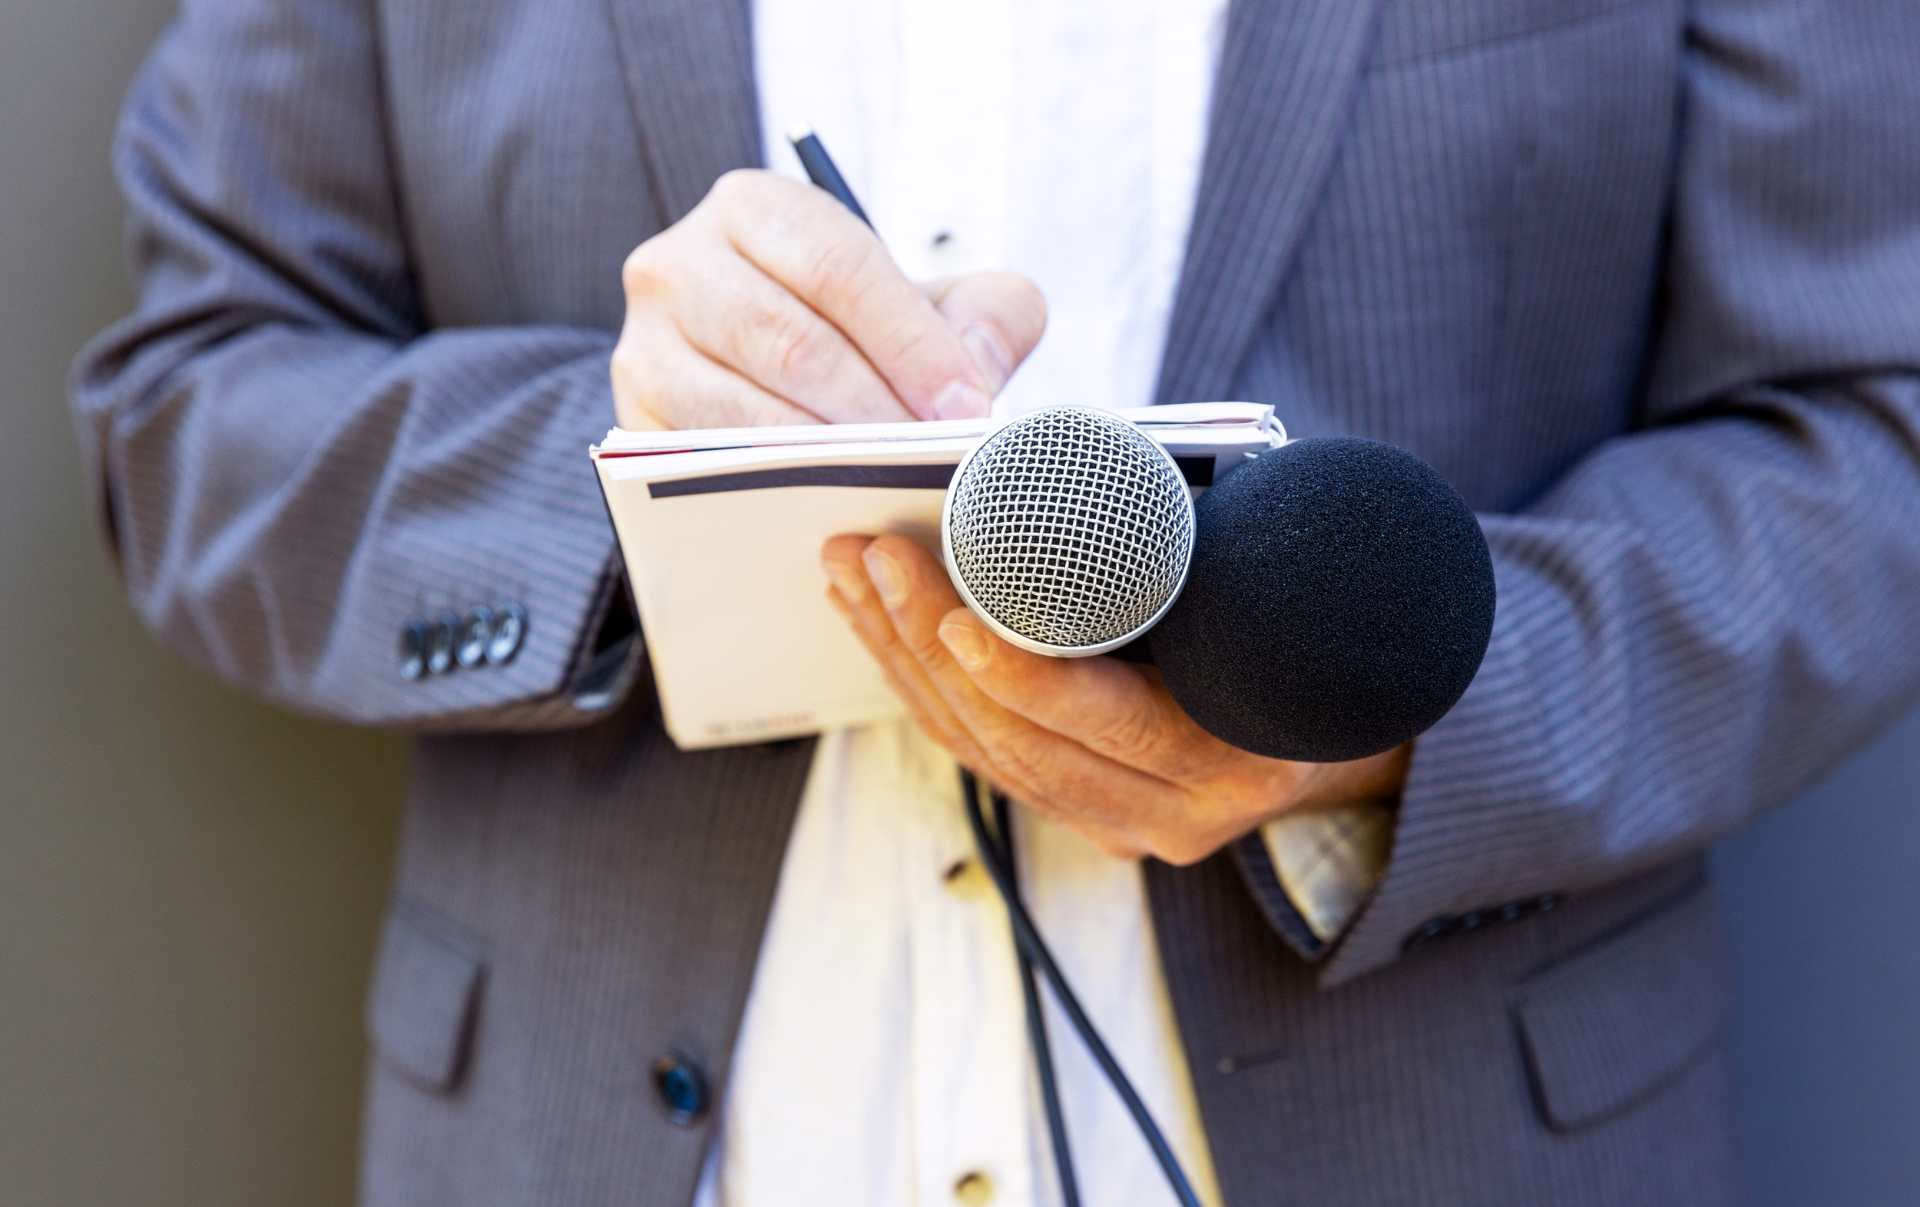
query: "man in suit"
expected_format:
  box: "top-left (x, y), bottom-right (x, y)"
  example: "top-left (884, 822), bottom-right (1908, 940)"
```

top-left (72, 0), bottom-right (1920, 1203)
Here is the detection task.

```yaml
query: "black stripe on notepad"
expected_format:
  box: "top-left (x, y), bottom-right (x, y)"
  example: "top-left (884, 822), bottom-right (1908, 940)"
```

top-left (645, 456), bottom-right (1214, 498)
top-left (647, 464), bottom-right (956, 497)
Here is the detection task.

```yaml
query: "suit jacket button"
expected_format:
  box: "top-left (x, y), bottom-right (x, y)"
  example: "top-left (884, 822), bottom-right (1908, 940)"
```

top-left (456, 607), bottom-right (495, 669)
top-left (425, 613), bottom-right (460, 675)
top-left (398, 620), bottom-right (430, 681)
top-left (1404, 915), bottom-right (1456, 951)
top-left (487, 602), bottom-right (527, 666)
top-left (653, 1054), bottom-right (708, 1126)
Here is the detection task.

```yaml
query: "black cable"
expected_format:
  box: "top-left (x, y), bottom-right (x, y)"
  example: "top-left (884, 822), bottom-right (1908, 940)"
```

top-left (964, 769), bottom-right (1081, 1207)
top-left (961, 771), bottom-right (1202, 1207)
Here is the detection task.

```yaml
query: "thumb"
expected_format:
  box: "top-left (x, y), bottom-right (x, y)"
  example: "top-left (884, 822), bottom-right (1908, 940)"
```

top-left (922, 272), bottom-right (1048, 397)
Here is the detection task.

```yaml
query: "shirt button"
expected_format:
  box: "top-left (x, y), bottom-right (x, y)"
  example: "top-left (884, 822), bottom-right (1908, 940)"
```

top-left (652, 1054), bottom-right (709, 1126)
top-left (941, 857), bottom-right (989, 900)
top-left (487, 602), bottom-right (527, 666)
top-left (953, 1170), bottom-right (994, 1205)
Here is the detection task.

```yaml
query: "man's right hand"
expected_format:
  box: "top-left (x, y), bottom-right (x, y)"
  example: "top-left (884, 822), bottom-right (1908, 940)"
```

top-left (613, 169), bottom-right (1047, 431)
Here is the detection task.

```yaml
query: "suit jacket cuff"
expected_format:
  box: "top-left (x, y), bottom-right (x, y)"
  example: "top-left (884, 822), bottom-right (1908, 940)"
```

top-left (1313, 554), bottom-right (1563, 988)
top-left (1230, 831), bottom-right (1326, 960)
top-left (1232, 800), bottom-right (1396, 961)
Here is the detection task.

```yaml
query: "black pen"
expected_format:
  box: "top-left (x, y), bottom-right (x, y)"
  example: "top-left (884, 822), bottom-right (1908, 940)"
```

top-left (788, 127), bottom-right (873, 229)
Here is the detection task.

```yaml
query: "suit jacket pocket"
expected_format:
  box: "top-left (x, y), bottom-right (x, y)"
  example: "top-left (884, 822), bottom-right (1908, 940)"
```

top-left (366, 902), bottom-right (487, 1094)
top-left (1508, 880), bottom-right (1732, 1132)
top-left (1372, 0), bottom-right (1648, 69)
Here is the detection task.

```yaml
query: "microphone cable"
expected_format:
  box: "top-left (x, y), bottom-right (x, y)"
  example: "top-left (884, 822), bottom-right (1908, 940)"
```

top-left (965, 769), bottom-right (1081, 1207)
top-left (959, 768), bottom-right (1203, 1207)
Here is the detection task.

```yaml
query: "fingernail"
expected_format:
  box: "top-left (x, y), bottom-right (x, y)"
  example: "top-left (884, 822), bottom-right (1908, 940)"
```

top-left (863, 546), bottom-right (908, 608)
top-left (825, 559), bottom-right (868, 604)
top-left (932, 380), bottom-right (992, 421)
top-left (939, 619), bottom-right (989, 671)
top-left (960, 324), bottom-right (1013, 395)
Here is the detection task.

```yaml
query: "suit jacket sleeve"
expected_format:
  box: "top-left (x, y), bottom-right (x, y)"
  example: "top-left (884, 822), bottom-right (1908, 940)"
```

top-left (1315, 0), bottom-right (1920, 985)
top-left (70, 1), bottom-right (638, 732)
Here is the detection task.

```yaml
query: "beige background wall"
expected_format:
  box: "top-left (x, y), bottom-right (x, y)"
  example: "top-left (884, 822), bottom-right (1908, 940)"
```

top-left (0, 3), bottom-right (404, 1205)
top-left (3, 4), bottom-right (1916, 1206)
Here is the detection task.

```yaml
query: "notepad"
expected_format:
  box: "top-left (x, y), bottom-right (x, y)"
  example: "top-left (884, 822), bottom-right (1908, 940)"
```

top-left (591, 403), bottom-right (1286, 750)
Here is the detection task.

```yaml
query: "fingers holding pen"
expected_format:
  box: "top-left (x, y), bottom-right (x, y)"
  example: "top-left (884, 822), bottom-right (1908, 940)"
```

top-left (616, 167), bottom-right (1049, 431)
top-left (709, 172), bottom-right (993, 419)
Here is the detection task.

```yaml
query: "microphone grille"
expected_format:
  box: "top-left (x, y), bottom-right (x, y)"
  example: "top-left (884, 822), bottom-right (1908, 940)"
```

top-left (943, 407), bottom-right (1195, 655)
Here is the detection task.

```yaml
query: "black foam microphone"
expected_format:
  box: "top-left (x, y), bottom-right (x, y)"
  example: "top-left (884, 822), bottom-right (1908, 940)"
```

top-left (941, 408), bottom-right (1496, 762)
top-left (1146, 435), bottom-right (1495, 762)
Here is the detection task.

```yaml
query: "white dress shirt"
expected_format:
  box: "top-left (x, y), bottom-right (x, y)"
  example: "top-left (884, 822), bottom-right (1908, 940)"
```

top-left (696, 4), bottom-right (1381, 1204)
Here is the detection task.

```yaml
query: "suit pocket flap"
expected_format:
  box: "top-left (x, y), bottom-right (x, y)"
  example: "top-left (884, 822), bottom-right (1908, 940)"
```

top-left (1510, 883), bottom-right (1730, 1131)
top-left (1373, 0), bottom-right (1644, 68)
top-left (366, 905), bottom-right (485, 1092)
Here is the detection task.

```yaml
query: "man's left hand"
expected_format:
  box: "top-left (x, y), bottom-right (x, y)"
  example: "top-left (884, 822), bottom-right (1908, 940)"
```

top-left (823, 533), bottom-right (1411, 865)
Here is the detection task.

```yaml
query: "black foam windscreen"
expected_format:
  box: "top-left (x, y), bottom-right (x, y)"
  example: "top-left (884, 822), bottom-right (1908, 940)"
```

top-left (1146, 437), bottom-right (1495, 763)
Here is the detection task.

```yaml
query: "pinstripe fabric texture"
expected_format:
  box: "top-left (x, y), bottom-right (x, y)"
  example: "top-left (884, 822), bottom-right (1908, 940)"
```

top-left (70, 0), bottom-right (1920, 1203)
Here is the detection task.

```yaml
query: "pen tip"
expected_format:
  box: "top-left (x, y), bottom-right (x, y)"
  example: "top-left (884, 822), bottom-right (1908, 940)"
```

top-left (786, 125), bottom-right (817, 146)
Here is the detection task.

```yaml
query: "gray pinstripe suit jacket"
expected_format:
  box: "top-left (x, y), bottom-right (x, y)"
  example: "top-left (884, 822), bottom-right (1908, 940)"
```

top-left (72, 0), bottom-right (1920, 1203)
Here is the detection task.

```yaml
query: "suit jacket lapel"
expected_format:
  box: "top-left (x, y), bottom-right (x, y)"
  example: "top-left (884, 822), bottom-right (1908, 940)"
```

top-left (1154, 0), bottom-right (1387, 405)
top-left (604, 0), bottom-right (764, 226)
top-left (604, 0), bottom-right (1381, 394)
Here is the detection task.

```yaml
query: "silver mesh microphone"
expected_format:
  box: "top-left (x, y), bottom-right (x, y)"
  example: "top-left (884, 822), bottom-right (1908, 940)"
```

top-left (941, 406), bottom-right (1197, 657)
